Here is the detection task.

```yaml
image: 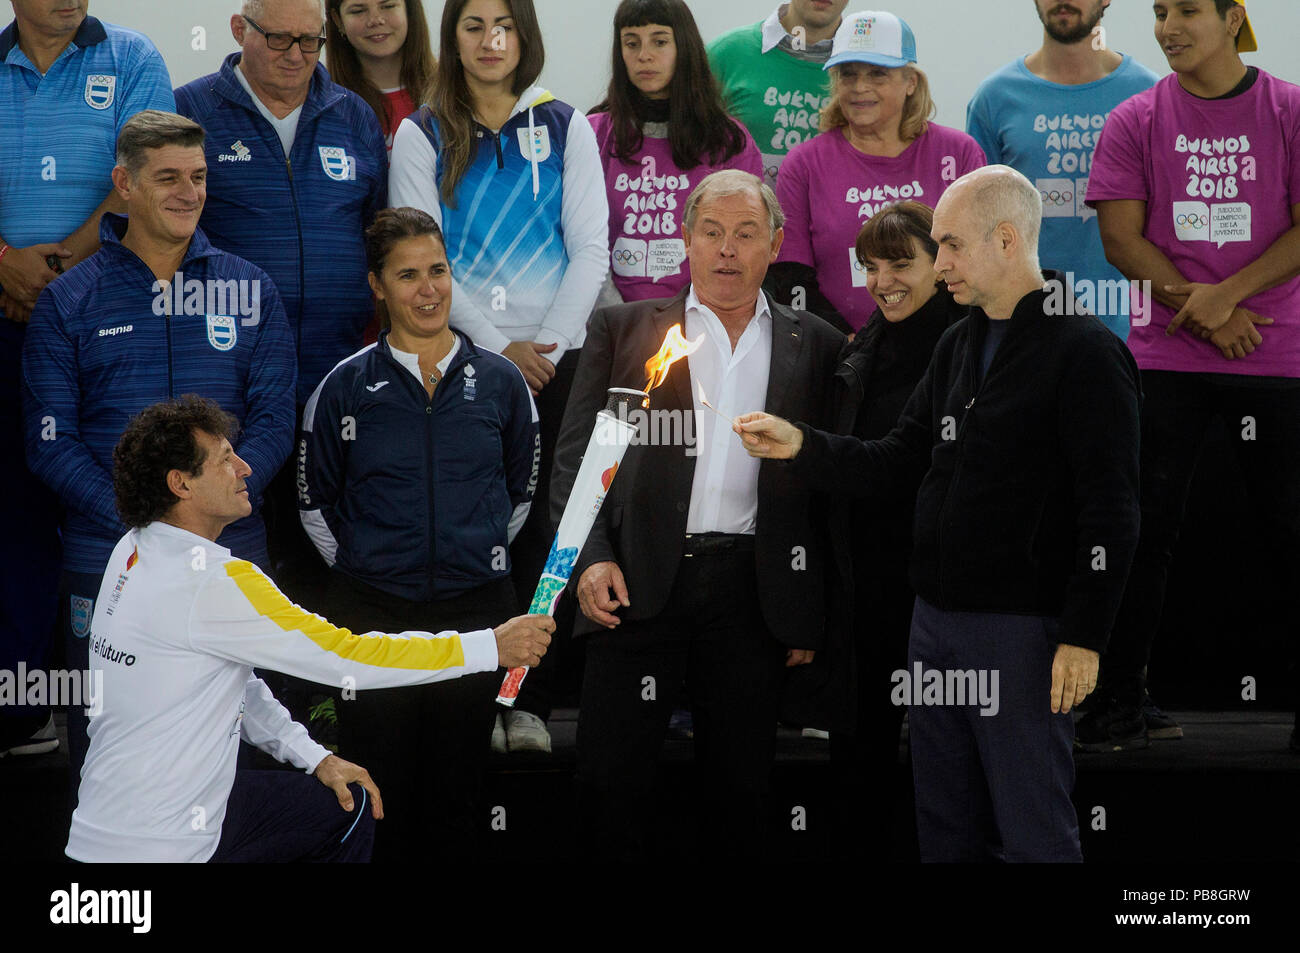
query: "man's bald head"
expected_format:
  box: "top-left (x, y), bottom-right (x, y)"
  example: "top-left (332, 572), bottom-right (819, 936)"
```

top-left (941, 166), bottom-right (1043, 271)
top-left (931, 166), bottom-right (1047, 318)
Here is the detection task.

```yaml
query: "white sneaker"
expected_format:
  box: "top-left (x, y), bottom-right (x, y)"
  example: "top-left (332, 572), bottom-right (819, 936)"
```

top-left (801, 727), bottom-right (830, 740)
top-left (505, 710), bottom-right (552, 754)
top-left (1, 714), bottom-right (59, 758)
top-left (490, 712), bottom-right (507, 754)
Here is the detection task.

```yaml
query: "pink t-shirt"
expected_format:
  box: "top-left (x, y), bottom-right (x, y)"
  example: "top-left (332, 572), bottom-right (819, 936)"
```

top-left (776, 123), bottom-right (986, 330)
top-left (589, 111), bottom-right (764, 302)
top-left (1086, 71), bottom-right (1300, 377)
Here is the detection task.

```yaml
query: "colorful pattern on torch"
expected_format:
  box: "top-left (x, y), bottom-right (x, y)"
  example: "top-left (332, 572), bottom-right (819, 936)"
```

top-left (528, 540), bottom-right (579, 615)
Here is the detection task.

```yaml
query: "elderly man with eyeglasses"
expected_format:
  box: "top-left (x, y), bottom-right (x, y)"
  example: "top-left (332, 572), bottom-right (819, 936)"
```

top-left (175, 0), bottom-right (387, 613)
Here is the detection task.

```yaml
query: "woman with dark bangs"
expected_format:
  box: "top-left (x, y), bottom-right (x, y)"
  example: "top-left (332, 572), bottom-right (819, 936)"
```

top-left (588, 0), bottom-right (763, 303)
top-left (325, 0), bottom-right (436, 155)
top-left (827, 200), bottom-right (964, 856)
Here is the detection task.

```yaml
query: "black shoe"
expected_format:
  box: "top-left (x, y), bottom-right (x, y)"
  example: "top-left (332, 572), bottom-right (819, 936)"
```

top-left (1141, 692), bottom-right (1183, 740)
top-left (1290, 728), bottom-right (1299, 755)
top-left (1075, 702), bottom-right (1149, 753)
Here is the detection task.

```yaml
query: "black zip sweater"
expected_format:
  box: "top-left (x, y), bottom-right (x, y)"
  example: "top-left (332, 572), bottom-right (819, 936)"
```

top-left (792, 272), bottom-right (1142, 653)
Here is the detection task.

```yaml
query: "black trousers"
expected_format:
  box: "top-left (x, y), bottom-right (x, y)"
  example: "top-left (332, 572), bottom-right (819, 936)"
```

top-left (1102, 371), bottom-right (1300, 711)
top-left (328, 573), bottom-right (514, 864)
top-left (575, 541), bottom-right (789, 860)
top-left (209, 772), bottom-right (374, 863)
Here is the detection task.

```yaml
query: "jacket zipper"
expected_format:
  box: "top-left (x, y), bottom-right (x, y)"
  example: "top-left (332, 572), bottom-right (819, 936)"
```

top-left (284, 155), bottom-right (307, 379)
top-left (934, 326), bottom-right (985, 604)
top-left (424, 375), bottom-right (438, 600)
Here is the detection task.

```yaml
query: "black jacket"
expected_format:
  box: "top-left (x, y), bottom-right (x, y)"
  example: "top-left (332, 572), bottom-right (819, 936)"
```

top-left (793, 274), bottom-right (1141, 653)
top-left (552, 288), bottom-right (844, 647)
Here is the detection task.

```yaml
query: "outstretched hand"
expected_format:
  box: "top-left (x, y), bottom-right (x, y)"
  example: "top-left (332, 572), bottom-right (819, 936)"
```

top-left (732, 412), bottom-right (803, 459)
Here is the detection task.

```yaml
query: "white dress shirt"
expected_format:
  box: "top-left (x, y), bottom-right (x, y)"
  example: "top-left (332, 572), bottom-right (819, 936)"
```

top-left (684, 286), bottom-right (772, 535)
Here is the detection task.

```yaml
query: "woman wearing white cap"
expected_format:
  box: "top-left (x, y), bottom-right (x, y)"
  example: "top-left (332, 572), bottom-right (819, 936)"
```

top-left (767, 10), bottom-right (986, 334)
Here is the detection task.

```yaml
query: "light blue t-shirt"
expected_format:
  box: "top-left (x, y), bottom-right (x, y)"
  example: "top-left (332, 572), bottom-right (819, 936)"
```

top-left (0, 17), bottom-right (174, 255)
top-left (966, 54), bottom-right (1159, 339)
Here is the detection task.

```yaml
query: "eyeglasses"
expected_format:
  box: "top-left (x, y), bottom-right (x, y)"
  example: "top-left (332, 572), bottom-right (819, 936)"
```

top-left (243, 16), bottom-right (326, 54)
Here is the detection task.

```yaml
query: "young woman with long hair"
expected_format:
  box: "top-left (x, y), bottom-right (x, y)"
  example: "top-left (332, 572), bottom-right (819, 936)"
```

top-left (325, 0), bottom-right (436, 154)
top-left (588, 0), bottom-right (763, 302)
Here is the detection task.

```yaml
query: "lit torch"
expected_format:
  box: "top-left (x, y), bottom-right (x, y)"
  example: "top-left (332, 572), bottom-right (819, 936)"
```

top-left (496, 325), bottom-right (702, 705)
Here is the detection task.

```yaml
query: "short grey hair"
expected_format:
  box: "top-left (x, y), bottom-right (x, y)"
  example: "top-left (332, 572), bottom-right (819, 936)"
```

top-left (116, 110), bottom-right (206, 177)
top-left (241, 0), bottom-right (326, 23)
top-left (959, 165), bottom-right (1042, 271)
top-left (683, 170), bottom-right (785, 236)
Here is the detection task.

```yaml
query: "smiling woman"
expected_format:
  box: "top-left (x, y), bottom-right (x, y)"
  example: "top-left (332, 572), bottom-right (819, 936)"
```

top-left (297, 206), bottom-right (541, 863)
top-left (766, 9), bottom-right (986, 333)
top-left (324, 0), bottom-right (435, 153)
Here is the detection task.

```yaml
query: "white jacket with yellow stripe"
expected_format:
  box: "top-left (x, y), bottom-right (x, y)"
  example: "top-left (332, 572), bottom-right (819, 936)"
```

top-left (66, 521), bottom-right (499, 863)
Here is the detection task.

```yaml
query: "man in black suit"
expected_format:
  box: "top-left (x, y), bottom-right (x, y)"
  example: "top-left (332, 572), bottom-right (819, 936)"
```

top-left (551, 170), bottom-right (844, 859)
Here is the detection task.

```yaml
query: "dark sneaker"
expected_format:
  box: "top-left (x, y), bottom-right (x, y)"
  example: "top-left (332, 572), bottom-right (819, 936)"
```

top-left (1075, 703), bottom-right (1149, 753)
top-left (1290, 728), bottom-right (1299, 755)
top-left (1141, 693), bottom-right (1183, 740)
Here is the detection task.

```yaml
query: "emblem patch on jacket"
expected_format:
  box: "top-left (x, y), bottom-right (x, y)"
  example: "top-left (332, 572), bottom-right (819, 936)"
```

top-left (84, 74), bottom-right (116, 110)
top-left (71, 595), bottom-right (93, 638)
top-left (206, 314), bottom-right (237, 352)
top-left (318, 146), bottom-right (356, 181)
top-left (517, 126), bottom-right (551, 162)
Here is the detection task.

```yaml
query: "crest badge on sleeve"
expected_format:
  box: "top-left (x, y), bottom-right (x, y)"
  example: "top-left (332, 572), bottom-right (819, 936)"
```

top-left (318, 146), bottom-right (356, 181)
top-left (85, 74), bottom-right (116, 110)
top-left (206, 314), bottom-right (237, 352)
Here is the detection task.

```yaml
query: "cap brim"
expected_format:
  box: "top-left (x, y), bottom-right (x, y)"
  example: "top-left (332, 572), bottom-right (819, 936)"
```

top-left (1236, 14), bottom-right (1257, 53)
top-left (824, 51), bottom-right (913, 70)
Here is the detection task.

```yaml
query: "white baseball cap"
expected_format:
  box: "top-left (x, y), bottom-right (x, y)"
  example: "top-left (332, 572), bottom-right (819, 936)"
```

top-left (825, 10), bottom-right (918, 71)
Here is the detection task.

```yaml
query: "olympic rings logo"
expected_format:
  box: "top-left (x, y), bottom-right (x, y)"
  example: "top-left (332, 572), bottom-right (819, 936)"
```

top-left (1176, 213), bottom-right (1209, 228)
top-left (851, 259), bottom-right (868, 273)
top-left (613, 249), bottom-right (646, 264)
top-left (765, 164), bottom-right (779, 180)
top-left (1039, 189), bottom-right (1074, 206)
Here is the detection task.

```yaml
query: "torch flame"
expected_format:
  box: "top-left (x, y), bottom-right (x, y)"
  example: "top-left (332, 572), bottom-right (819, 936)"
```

top-left (644, 324), bottom-right (703, 392)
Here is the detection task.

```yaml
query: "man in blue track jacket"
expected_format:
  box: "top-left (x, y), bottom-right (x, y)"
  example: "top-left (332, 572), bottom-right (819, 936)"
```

top-left (22, 110), bottom-right (296, 793)
top-left (174, 0), bottom-right (387, 600)
top-left (173, 0), bottom-right (386, 406)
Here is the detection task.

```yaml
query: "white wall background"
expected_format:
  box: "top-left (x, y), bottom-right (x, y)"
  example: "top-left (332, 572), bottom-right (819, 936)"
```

top-left (85, 0), bottom-right (1298, 130)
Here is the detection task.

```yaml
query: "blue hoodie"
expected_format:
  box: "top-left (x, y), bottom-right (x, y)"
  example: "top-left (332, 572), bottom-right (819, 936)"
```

top-left (22, 214), bottom-right (296, 574)
top-left (174, 53), bottom-right (386, 404)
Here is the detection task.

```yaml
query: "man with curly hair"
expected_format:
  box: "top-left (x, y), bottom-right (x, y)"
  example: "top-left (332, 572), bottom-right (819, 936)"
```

top-left (67, 396), bottom-right (553, 862)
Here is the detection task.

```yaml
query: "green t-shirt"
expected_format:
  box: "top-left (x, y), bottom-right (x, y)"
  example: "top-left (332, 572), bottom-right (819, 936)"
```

top-left (707, 20), bottom-right (833, 189)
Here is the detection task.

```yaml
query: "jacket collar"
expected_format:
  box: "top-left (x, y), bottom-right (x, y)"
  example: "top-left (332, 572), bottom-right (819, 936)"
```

top-left (211, 52), bottom-right (344, 129)
top-left (97, 212), bottom-right (219, 269)
top-left (0, 14), bottom-right (106, 62)
top-left (970, 270), bottom-right (1064, 323)
top-left (378, 327), bottom-right (481, 379)
top-left (651, 285), bottom-right (804, 419)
